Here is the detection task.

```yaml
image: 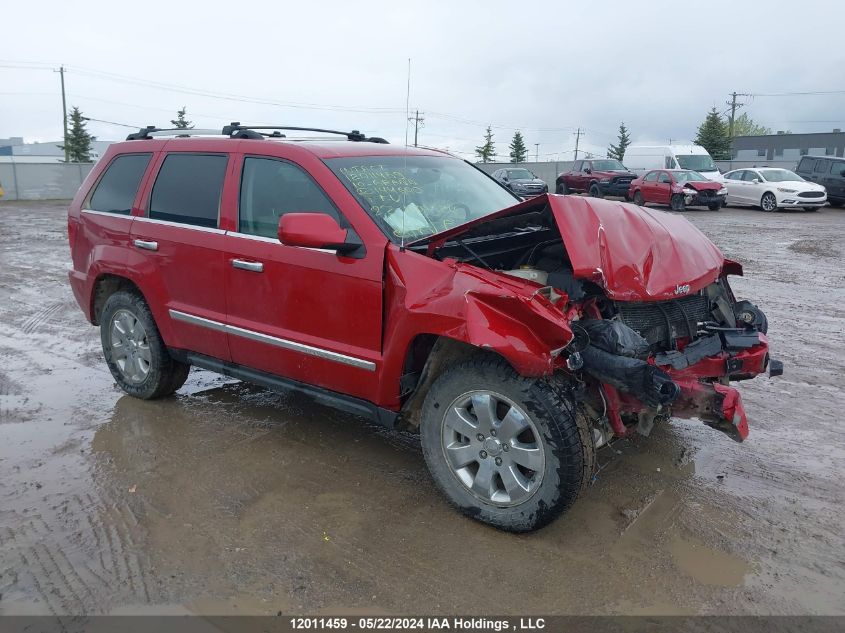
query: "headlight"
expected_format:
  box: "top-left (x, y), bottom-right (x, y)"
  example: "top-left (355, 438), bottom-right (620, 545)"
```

top-left (682, 187), bottom-right (697, 195)
top-left (600, 178), bottom-right (610, 183)
top-left (718, 187), bottom-right (727, 195)
top-left (777, 187), bottom-right (797, 193)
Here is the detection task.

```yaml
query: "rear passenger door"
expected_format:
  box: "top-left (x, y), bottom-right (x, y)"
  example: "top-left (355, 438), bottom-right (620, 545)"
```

top-left (824, 160), bottom-right (845, 200)
top-left (130, 152), bottom-right (232, 361)
top-left (656, 171), bottom-right (673, 205)
top-left (223, 155), bottom-right (384, 402)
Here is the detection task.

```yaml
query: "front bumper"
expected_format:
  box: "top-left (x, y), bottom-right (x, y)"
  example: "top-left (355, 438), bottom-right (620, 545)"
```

top-left (513, 188), bottom-right (548, 198)
top-left (685, 192), bottom-right (726, 207)
top-left (598, 181), bottom-right (633, 197)
top-left (777, 193), bottom-right (827, 208)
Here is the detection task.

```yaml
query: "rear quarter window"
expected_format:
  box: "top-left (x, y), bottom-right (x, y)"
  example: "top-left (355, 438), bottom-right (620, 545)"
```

top-left (88, 153), bottom-right (152, 214)
top-left (149, 154), bottom-right (228, 228)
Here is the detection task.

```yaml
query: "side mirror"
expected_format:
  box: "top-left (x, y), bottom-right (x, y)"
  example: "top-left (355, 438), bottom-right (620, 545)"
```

top-left (502, 176), bottom-right (509, 182)
top-left (278, 213), bottom-right (356, 254)
top-left (584, 168), bottom-right (592, 174)
top-left (752, 178), bottom-right (760, 184)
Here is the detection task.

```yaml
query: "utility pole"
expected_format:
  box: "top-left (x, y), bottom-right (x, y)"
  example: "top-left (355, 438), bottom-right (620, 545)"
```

top-left (727, 91), bottom-right (751, 139)
top-left (573, 127), bottom-right (582, 160)
top-left (56, 65), bottom-right (69, 162)
top-left (534, 143), bottom-right (539, 162)
top-left (408, 110), bottom-right (424, 147)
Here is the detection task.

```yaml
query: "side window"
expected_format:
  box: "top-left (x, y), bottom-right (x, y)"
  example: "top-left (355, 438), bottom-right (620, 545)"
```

top-left (814, 159), bottom-right (829, 173)
top-left (742, 171), bottom-right (759, 182)
top-left (658, 172), bottom-right (672, 184)
top-left (149, 154), bottom-right (228, 228)
top-left (644, 171), bottom-right (657, 182)
top-left (797, 158), bottom-right (813, 173)
top-left (88, 153), bottom-right (152, 214)
top-left (239, 157), bottom-right (340, 238)
top-left (572, 161), bottom-right (582, 172)
top-left (664, 156), bottom-right (674, 169)
top-left (583, 162), bottom-right (591, 172)
top-left (831, 161), bottom-right (845, 176)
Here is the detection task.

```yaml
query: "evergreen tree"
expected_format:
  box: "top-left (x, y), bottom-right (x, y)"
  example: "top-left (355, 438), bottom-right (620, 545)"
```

top-left (509, 131), bottom-right (527, 163)
top-left (607, 121), bottom-right (631, 161)
top-left (475, 126), bottom-right (495, 163)
top-left (171, 106), bottom-right (193, 129)
top-left (695, 107), bottom-right (731, 160)
top-left (731, 112), bottom-right (771, 137)
top-left (61, 106), bottom-right (95, 163)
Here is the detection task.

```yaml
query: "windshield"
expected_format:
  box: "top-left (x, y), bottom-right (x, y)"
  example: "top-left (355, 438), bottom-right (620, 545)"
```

top-left (590, 159), bottom-right (626, 171)
top-left (326, 155), bottom-right (519, 242)
top-left (676, 154), bottom-right (717, 172)
top-left (506, 169), bottom-right (534, 180)
top-left (758, 169), bottom-right (804, 183)
top-left (674, 171), bottom-right (709, 183)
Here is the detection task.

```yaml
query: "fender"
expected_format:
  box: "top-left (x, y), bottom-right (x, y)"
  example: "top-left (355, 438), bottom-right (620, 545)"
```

top-left (375, 245), bottom-right (573, 409)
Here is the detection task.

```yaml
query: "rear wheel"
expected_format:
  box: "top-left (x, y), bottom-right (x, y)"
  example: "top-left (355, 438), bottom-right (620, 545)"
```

top-left (761, 192), bottom-right (777, 212)
top-left (420, 357), bottom-right (593, 532)
top-left (100, 291), bottom-right (190, 399)
top-left (633, 191), bottom-right (645, 206)
top-left (589, 183), bottom-right (603, 198)
top-left (556, 181), bottom-right (569, 195)
top-left (670, 194), bottom-right (685, 211)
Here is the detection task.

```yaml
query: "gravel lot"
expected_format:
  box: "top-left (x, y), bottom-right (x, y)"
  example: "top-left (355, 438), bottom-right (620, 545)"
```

top-left (0, 200), bottom-right (842, 616)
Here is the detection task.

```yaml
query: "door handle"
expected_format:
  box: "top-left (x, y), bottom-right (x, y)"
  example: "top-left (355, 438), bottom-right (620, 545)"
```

top-left (232, 259), bottom-right (264, 273)
top-left (133, 239), bottom-right (158, 251)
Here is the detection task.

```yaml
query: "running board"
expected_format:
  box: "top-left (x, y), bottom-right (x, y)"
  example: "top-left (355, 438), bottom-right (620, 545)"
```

top-left (175, 350), bottom-right (398, 430)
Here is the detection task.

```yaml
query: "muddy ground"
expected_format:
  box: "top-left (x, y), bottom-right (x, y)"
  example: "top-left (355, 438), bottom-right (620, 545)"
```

top-left (0, 200), bottom-right (842, 616)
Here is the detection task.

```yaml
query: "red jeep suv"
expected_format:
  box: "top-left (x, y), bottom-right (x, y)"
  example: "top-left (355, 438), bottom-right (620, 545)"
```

top-left (68, 123), bottom-right (781, 532)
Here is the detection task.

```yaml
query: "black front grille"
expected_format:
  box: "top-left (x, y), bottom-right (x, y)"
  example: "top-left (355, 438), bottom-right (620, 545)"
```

top-left (696, 190), bottom-right (716, 200)
top-left (798, 191), bottom-right (824, 198)
top-left (617, 294), bottom-right (711, 347)
top-left (614, 177), bottom-right (633, 185)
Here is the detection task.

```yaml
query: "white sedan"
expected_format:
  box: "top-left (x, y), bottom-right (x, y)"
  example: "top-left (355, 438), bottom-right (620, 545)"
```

top-left (722, 168), bottom-right (827, 211)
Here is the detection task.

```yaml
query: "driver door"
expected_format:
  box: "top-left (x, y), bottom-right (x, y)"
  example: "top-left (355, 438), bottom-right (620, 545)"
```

top-left (223, 154), bottom-right (386, 402)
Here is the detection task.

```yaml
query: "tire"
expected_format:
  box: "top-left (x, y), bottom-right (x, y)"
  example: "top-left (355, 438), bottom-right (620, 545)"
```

top-left (100, 290), bottom-right (190, 399)
top-left (760, 192), bottom-right (777, 212)
top-left (556, 181), bottom-right (569, 195)
top-left (589, 183), bottom-right (603, 198)
top-left (420, 357), bottom-right (593, 532)
top-left (670, 194), bottom-right (685, 212)
top-left (633, 191), bottom-right (645, 206)
top-left (708, 203), bottom-right (721, 211)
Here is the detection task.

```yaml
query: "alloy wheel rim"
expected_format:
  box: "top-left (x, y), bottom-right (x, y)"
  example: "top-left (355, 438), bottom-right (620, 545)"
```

top-left (762, 194), bottom-right (776, 211)
top-left (110, 309), bottom-right (151, 384)
top-left (440, 390), bottom-right (545, 507)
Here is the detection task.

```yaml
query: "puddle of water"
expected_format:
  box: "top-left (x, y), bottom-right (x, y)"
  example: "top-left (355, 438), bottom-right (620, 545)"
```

top-left (669, 533), bottom-right (750, 587)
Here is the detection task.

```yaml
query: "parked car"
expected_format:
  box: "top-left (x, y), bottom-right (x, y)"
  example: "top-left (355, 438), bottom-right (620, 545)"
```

top-left (491, 167), bottom-right (548, 197)
top-left (722, 167), bottom-right (827, 211)
top-left (67, 123), bottom-right (780, 532)
top-left (624, 144), bottom-right (721, 181)
top-left (555, 159), bottom-right (636, 198)
top-left (629, 170), bottom-right (727, 211)
top-left (795, 156), bottom-right (845, 207)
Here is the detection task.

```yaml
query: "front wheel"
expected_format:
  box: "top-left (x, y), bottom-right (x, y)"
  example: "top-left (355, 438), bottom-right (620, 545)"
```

top-left (100, 291), bottom-right (190, 400)
top-left (670, 193), bottom-right (685, 211)
top-left (420, 358), bottom-right (593, 532)
top-left (589, 183), bottom-right (603, 198)
top-left (761, 192), bottom-right (778, 212)
top-left (633, 191), bottom-right (645, 206)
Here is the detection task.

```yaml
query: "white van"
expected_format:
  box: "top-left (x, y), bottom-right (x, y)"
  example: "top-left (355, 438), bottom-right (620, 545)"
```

top-left (624, 144), bottom-right (721, 180)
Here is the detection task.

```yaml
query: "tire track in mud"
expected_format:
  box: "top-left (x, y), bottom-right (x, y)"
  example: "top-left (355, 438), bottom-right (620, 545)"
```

top-left (19, 300), bottom-right (71, 335)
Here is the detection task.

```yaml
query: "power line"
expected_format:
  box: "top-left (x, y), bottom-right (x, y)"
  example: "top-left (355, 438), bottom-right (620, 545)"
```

top-left (408, 109), bottom-right (424, 147)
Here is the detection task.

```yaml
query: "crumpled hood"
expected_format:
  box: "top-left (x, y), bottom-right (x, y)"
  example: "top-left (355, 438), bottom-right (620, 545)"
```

top-left (549, 195), bottom-right (725, 300)
top-left (417, 193), bottom-right (728, 302)
top-left (684, 181), bottom-right (723, 191)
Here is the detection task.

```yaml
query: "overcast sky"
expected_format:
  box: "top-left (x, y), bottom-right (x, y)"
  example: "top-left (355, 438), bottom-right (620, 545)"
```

top-left (2, 0), bottom-right (844, 160)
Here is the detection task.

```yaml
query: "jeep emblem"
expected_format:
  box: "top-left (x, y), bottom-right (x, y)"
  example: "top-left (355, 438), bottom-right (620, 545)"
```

top-left (674, 284), bottom-right (691, 295)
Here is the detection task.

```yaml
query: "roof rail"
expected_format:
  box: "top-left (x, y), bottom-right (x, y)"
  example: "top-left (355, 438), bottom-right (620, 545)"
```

top-left (126, 123), bottom-right (389, 144)
top-left (222, 123), bottom-right (388, 143)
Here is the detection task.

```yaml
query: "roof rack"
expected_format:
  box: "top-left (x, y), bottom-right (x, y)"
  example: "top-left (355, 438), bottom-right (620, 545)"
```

top-left (126, 123), bottom-right (389, 143)
top-left (222, 123), bottom-right (388, 143)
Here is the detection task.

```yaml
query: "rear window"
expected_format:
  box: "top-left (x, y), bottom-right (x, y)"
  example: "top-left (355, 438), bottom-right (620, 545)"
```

top-left (89, 153), bottom-right (152, 214)
top-left (149, 154), bottom-right (228, 228)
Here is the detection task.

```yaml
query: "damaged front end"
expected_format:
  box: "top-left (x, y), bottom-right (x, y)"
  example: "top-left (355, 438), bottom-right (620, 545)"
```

top-left (409, 193), bottom-right (782, 443)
